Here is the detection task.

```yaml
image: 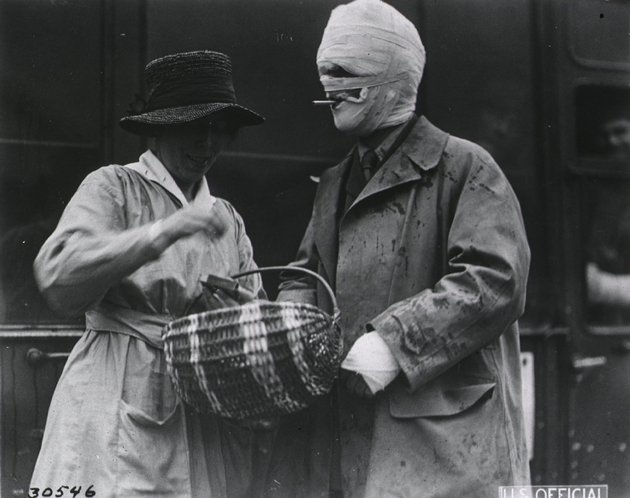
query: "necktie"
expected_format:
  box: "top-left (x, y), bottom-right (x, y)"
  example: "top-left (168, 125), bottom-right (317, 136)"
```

top-left (360, 149), bottom-right (378, 182)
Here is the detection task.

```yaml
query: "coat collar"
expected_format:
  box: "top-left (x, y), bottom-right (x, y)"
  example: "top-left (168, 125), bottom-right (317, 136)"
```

top-left (126, 150), bottom-right (216, 210)
top-left (311, 116), bottom-right (450, 286)
top-left (353, 115), bottom-right (449, 206)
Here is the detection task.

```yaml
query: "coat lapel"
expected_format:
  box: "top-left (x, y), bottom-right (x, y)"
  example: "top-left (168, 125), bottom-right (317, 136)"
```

top-left (310, 117), bottom-right (450, 288)
top-left (311, 151), bottom-right (354, 288)
top-left (353, 116), bottom-right (450, 207)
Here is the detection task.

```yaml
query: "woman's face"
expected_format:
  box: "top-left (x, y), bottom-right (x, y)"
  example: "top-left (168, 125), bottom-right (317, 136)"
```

top-left (153, 119), bottom-right (234, 188)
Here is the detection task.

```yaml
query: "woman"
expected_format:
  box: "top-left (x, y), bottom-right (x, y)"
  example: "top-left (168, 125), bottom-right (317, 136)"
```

top-left (30, 51), bottom-right (268, 497)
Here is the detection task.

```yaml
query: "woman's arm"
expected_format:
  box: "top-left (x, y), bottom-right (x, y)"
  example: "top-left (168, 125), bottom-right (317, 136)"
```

top-left (34, 169), bottom-right (226, 316)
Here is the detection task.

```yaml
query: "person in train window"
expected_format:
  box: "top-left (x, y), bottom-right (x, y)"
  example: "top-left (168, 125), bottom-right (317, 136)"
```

top-left (29, 51), bottom-right (289, 497)
top-left (277, 1), bottom-right (532, 496)
top-left (594, 109), bottom-right (630, 159)
top-left (585, 105), bottom-right (630, 322)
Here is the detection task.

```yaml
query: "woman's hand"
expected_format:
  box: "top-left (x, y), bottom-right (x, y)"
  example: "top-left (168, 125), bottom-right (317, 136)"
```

top-left (150, 205), bottom-right (227, 254)
top-left (203, 286), bottom-right (257, 310)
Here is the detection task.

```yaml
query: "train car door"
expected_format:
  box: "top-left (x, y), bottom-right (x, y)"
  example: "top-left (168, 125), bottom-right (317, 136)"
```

top-left (536, 0), bottom-right (630, 493)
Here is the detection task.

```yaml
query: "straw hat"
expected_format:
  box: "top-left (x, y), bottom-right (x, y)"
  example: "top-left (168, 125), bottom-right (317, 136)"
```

top-left (120, 50), bottom-right (264, 136)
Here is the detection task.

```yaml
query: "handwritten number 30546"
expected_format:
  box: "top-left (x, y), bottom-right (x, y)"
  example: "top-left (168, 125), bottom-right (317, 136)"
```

top-left (29, 485), bottom-right (95, 497)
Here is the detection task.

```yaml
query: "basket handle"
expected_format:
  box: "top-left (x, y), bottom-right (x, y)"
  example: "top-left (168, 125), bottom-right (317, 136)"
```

top-left (231, 265), bottom-right (340, 321)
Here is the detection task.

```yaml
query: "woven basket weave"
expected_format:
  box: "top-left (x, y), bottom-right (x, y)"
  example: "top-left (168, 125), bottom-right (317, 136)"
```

top-left (163, 266), bottom-right (342, 420)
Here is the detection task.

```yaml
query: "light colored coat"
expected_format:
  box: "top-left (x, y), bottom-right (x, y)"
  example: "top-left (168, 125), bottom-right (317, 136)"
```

top-left (31, 151), bottom-right (265, 497)
top-left (278, 116), bottom-right (531, 497)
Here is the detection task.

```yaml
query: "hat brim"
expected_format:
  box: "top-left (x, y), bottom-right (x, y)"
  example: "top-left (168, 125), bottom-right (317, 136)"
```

top-left (119, 102), bottom-right (265, 136)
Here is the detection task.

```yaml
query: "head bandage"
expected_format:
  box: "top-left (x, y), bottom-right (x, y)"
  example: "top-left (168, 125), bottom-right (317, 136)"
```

top-left (317, 0), bottom-right (425, 133)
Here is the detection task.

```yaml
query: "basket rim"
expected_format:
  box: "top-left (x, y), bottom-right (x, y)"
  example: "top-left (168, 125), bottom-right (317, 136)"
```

top-left (164, 299), bottom-right (332, 331)
top-left (231, 265), bottom-right (339, 319)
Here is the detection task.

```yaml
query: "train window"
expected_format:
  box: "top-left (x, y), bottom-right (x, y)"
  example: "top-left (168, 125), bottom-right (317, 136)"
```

top-left (569, 0), bottom-right (630, 66)
top-left (575, 85), bottom-right (630, 168)
top-left (575, 85), bottom-right (630, 159)
top-left (575, 86), bottom-right (630, 327)
top-left (0, 0), bottom-right (102, 325)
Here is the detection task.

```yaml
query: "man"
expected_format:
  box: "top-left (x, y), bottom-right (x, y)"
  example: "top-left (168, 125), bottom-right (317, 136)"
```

top-left (278, 1), bottom-right (531, 496)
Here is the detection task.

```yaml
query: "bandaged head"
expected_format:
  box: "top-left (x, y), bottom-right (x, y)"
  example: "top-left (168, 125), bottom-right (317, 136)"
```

top-left (317, 0), bottom-right (425, 137)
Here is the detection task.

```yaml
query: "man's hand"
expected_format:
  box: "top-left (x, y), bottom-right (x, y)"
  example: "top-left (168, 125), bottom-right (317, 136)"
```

top-left (340, 331), bottom-right (401, 395)
top-left (339, 369), bottom-right (375, 399)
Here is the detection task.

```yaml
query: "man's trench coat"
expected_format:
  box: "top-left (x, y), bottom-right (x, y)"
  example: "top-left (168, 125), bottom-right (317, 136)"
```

top-left (277, 116), bottom-right (532, 497)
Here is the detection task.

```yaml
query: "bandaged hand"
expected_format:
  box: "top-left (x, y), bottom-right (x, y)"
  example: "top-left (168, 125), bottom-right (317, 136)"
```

top-left (339, 369), bottom-right (374, 399)
top-left (341, 331), bottom-right (401, 395)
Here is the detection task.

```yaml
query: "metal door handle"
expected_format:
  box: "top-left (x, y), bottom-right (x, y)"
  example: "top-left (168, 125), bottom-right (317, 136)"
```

top-left (25, 348), bottom-right (70, 366)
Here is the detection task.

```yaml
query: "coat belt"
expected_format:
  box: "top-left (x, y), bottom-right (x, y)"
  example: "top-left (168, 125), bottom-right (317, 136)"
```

top-left (85, 302), bottom-right (173, 349)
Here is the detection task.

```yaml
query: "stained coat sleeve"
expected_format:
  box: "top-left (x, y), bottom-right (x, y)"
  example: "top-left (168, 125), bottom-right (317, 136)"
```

top-left (33, 169), bottom-right (163, 317)
top-left (276, 215), bottom-right (319, 306)
top-left (371, 147), bottom-right (531, 391)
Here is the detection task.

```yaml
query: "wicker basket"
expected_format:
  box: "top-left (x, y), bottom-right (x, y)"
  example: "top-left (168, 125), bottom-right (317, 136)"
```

top-left (162, 266), bottom-right (342, 420)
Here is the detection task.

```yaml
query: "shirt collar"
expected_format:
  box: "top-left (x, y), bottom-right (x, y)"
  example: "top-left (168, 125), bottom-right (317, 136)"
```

top-left (127, 150), bottom-right (216, 210)
top-left (357, 119), bottom-right (409, 162)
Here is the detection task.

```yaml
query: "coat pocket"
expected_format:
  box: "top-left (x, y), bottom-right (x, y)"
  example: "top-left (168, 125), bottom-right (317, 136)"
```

top-left (116, 399), bottom-right (190, 494)
top-left (119, 397), bottom-right (180, 426)
top-left (115, 341), bottom-right (190, 494)
top-left (388, 374), bottom-right (496, 418)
